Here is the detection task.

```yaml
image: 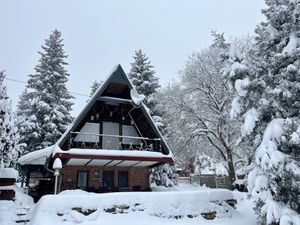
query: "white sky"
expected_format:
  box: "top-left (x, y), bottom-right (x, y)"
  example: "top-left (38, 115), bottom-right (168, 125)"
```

top-left (0, 0), bottom-right (265, 116)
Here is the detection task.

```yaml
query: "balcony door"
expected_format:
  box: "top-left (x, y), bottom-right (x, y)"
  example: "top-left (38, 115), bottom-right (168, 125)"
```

top-left (74, 122), bottom-right (99, 143)
top-left (102, 122), bottom-right (120, 150)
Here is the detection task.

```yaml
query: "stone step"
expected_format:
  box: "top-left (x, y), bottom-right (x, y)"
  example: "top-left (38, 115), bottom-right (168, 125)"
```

top-left (15, 215), bottom-right (31, 220)
top-left (15, 208), bottom-right (30, 214)
top-left (15, 219), bottom-right (30, 224)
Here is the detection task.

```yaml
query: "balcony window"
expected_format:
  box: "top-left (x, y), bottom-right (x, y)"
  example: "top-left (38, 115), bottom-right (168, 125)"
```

top-left (122, 125), bottom-right (141, 145)
top-left (102, 122), bottom-right (119, 149)
top-left (74, 122), bottom-right (99, 143)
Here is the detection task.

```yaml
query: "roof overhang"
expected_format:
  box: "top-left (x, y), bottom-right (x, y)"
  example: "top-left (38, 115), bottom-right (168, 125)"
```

top-left (52, 149), bottom-right (173, 168)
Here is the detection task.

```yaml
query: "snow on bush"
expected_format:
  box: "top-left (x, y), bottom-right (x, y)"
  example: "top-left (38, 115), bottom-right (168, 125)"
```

top-left (194, 154), bottom-right (228, 176)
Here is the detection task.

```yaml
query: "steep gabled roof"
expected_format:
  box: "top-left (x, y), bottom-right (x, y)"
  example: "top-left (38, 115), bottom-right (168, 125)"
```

top-left (56, 64), bottom-right (172, 156)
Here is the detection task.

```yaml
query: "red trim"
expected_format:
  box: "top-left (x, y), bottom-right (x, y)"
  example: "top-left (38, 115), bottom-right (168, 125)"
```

top-left (53, 153), bottom-right (174, 163)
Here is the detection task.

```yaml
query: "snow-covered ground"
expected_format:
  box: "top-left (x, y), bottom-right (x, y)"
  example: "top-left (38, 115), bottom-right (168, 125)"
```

top-left (0, 187), bottom-right (34, 225)
top-left (0, 184), bottom-right (257, 225)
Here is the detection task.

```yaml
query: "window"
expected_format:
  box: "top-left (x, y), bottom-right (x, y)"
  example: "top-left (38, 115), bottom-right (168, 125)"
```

top-left (122, 125), bottom-right (141, 145)
top-left (118, 171), bottom-right (128, 188)
top-left (103, 171), bottom-right (114, 188)
top-left (102, 122), bottom-right (120, 149)
top-left (77, 171), bottom-right (88, 189)
top-left (74, 122), bottom-right (99, 143)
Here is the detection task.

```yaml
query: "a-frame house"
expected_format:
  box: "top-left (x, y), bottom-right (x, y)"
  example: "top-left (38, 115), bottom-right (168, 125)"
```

top-left (19, 64), bottom-right (173, 199)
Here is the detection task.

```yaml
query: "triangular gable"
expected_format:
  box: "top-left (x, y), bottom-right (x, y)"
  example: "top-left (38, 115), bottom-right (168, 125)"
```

top-left (57, 64), bottom-right (172, 156)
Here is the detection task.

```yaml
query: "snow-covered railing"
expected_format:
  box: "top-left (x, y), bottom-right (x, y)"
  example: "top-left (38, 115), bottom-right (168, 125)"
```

top-left (68, 131), bottom-right (162, 152)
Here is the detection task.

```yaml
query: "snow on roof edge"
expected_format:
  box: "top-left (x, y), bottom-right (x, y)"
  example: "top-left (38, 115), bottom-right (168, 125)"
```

top-left (53, 148), bottom-right (172, 159)
top-left (0, 168), bottom-right (19, 179)
top-left (18, 145), bottom-right (55, 165)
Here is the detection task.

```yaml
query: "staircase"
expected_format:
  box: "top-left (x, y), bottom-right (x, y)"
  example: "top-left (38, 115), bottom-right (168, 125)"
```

top-left (14, 206), bottom-right (32, 225)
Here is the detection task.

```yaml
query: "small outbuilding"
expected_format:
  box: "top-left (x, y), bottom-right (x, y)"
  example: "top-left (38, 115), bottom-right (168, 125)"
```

top-left (0, 168), bottom-right (18, 200)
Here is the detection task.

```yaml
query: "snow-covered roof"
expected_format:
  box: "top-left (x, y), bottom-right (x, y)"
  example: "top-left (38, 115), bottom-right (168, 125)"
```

top-left (54, 147), bottom-right (171, 159)
top-left (55, 64), bottom-right (172, 157)
top-left (53, 146), bottom-right (173, 167)
top-left (18, 145), bottom-right (54, 165)
top-left (0, 168), bottom-right (18, 179)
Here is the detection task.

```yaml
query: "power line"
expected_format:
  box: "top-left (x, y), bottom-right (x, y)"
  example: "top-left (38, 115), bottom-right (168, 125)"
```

top-left (4, 77), bottom-right (90, 98)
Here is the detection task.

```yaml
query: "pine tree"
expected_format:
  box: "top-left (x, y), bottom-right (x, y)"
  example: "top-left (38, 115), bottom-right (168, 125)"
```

top-left (128, 49), bottom-right (160, 112)
top-left (17, 30), bottom-right (74, 152)
top-left (0, 71), bottom-right (23, 168)
top-left (223, 1), bottom-right (300, 224)
top-left (16, 89), bottom-right (41, 154)
top-left (89, 80), bottom-right (102, 97)
top-left (128, 50), bottom-right (177, 187)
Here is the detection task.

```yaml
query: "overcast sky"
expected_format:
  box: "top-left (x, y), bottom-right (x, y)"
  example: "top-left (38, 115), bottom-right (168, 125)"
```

top-left (0, 0), bottom-right (265, 116)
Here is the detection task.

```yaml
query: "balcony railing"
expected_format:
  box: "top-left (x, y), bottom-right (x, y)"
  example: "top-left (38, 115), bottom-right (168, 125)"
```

top-left (67, 131), bottom-right (162, 152)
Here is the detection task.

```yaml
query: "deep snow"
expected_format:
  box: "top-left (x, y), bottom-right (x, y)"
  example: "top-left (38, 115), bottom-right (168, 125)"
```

top-left (0, 184), bottom-right (257, 225)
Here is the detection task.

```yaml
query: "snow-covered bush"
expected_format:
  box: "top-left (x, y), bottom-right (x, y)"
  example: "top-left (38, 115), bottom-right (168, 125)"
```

top-left (194, 153), bottom-right (228, 176)
top-left (150, 163), bottom-right (177, 187)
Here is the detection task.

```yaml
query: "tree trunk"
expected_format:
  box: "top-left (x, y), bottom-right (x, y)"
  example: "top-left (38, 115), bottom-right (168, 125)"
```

top-left (226, 148), bottom-right (236, 189)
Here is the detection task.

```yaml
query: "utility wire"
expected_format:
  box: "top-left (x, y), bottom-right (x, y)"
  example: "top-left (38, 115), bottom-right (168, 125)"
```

top-left (4, 77), bottom-right (90, 98)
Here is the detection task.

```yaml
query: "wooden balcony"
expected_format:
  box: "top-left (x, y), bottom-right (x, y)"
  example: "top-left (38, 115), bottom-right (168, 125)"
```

top-left (67, 131), bottom-right (162, 153)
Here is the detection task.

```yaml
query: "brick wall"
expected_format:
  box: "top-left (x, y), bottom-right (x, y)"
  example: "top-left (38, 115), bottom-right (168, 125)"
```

top-left (60, 165), bottom-right (149, 192)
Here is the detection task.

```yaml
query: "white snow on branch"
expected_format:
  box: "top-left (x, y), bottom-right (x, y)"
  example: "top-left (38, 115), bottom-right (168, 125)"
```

top-left (234, 77), bottom-right (249, 97)
top-left (282, 33), bottom-right (300, 55)
top-left (230, 96), bottom-right (241, 119)
top-left (241, 108), bottom-right (259, 137)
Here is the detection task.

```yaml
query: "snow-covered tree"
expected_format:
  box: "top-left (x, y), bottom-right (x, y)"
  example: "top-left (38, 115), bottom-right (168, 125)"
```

top-left (157, 44), bottom-right (248, 184)
top-left (128, 50), bottom-right (175, 187)
top-left (0, 71), bottom-right (23, 168)
top-left (16, 89), bottom-right (41, 154)
top-left (150, 163), bottom-right (177, 187)
top-left (128, 49), bottom-right (160, 114)
top-left (223, 1), bottom-right (300, 224)
top-left (17, 30), bottom-right (74, 152)
top-left (194, 153), bottom-right (228, 176)
top-left (89, 80), bottom-right (102, 97)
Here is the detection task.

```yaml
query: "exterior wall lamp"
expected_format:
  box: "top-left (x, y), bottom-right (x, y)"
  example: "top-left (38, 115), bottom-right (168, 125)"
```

top-left (53, 158), bottom-right (62, 195)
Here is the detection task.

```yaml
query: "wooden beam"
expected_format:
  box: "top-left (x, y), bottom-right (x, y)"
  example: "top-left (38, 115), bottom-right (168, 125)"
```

top-left (54, 152), bottom-right (173, 163)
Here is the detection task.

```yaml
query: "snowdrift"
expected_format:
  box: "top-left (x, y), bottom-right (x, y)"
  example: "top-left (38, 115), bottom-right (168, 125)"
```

top-left (30, 189), bottom-right (235, 225)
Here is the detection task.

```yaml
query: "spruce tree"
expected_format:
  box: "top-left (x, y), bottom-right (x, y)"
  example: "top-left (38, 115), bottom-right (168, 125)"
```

top-left (89, 80), bottom-right (102, 97)
top-left (223, 1), bottom-right (300, 224)
top-left (128, 50), bottom-right (177, 187)
top-left (17, 30), bottom-right (74, 152)
top-left (0, 71), bottom-right (23, 168)
top-left (16, 89), bottom-right (41, 154)
top-left (128, 49), bottom-right (160, 112)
